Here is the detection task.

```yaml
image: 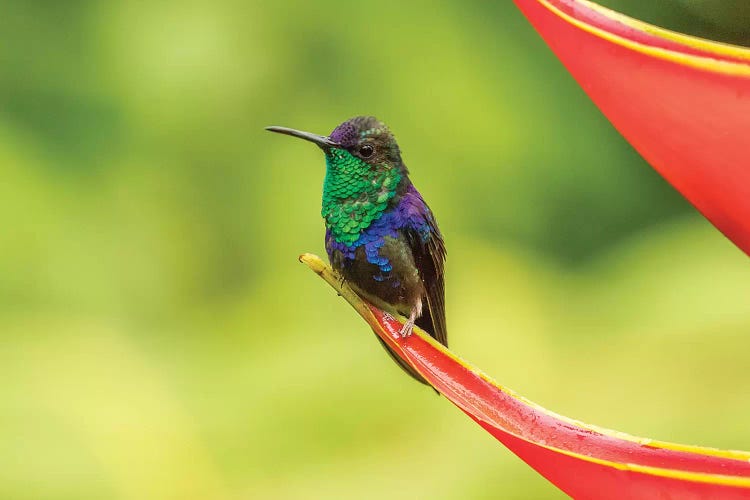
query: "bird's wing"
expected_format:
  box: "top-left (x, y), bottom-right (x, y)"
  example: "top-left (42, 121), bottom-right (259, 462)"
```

top-left (405, 201), bottom-right (447, 347)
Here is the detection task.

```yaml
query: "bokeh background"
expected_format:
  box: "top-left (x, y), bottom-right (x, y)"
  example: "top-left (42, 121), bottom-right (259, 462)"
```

top-left (2, 1), bottom-right (750, 498)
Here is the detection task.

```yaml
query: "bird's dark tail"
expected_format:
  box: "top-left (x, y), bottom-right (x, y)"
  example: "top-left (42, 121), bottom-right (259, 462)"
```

top-left (374, 331), bottom-right (439, 394)
top-left (415, 302), bottom-right (447, 349)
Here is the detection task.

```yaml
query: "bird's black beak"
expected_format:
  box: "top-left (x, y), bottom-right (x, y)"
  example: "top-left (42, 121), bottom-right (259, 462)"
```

top-left (265, 126), bottom-right (340, 149)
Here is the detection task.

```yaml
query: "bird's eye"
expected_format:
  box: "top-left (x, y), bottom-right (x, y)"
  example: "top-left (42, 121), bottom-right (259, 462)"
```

top-left (358, 144), bottom-right (375, 158)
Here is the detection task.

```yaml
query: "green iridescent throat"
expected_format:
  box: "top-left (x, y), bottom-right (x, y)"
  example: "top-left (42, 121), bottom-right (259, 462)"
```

top-left (322, 149), bottom-right (401, 246)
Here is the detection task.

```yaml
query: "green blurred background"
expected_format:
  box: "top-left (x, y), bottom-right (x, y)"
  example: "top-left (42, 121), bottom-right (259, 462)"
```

top-left (2, 1), bottom-right (750, 499)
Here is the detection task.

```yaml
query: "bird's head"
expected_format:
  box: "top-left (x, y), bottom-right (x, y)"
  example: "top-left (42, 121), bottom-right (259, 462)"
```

top-left (266, 116), bottom-right (406, 177)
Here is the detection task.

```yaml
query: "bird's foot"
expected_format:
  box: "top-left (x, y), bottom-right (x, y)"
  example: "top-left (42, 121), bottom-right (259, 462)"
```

top-left (399, 318), bottom-right (415, 338)
top-left (399, 304), bottom-right (420, 337)
top-left (336, 275), bottom-right (347, 296)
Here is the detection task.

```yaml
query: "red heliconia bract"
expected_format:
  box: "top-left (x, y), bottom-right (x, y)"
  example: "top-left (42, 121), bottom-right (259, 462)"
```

top-left (302, 252), bottom-right (750, 499)
top-left (513, 0), bottom-right (750, 257)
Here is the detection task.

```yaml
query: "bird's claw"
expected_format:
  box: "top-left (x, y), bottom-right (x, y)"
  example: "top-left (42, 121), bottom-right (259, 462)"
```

top-left (399, 320), bottom-right (414, 338)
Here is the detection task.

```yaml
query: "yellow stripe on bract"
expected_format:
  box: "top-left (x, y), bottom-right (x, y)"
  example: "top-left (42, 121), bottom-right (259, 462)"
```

top-left (301, 254), bottom-right (750, 473)
top-left (417, 326), bottom-right (750, 463)
top-left (578, 0), bottom-right (750, 61)
top-left (534, 0), bottom-right (750, 77)
top-left (407, 304), bottom-right (750, 463)
top-left (533, 439), bottom-right (750, 488)
top-left (299, 253), bottom-right (382, 329)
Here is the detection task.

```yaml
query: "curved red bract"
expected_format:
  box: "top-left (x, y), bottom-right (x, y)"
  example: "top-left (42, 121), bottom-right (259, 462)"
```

top-left (302, 250), bottom-right (750, 498)
top-left (514, 0), bottom-right (750, 257)
top-left (371, 305), bottom-right (750, 499)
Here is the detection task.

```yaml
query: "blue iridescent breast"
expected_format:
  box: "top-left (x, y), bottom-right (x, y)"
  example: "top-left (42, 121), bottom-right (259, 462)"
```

top-left (325, 185), bottom-right (432, 276)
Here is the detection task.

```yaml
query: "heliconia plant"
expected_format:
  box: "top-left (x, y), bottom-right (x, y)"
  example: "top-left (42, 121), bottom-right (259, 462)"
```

top-left (302, 0), bottom-right (750, 498)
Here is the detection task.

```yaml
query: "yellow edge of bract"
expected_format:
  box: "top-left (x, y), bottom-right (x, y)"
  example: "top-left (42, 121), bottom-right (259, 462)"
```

top-left (578, 0), bottom-right (750, 61)
top-left (535, 0), bottom-right (750, 77)
top-left (548, 444), bottom-right (750, 488)
top-left (299, 253), bottom-right (382, 329)
top-left (300, 254), bottom-right (750, 487)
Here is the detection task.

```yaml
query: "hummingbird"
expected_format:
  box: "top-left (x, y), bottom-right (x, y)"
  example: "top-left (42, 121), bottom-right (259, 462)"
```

top-left (266, 116), bottom-right (447, 387)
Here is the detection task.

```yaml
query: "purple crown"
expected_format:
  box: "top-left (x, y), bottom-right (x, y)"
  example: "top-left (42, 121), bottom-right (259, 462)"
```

top-left (329, 116), bottom-right (387, 148)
